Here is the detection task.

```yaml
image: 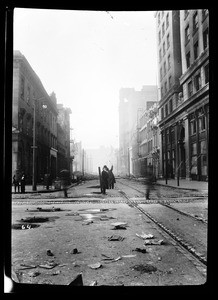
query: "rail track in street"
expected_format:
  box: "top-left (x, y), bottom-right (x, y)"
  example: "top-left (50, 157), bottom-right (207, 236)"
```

top-left (116, 183), bottom-right (207, 276)
top-left (117, 179), bottom-right (208, 224)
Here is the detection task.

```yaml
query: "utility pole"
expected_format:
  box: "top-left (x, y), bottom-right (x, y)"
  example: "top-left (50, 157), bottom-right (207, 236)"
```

top-left (32, 98), bottom-right (37, 191)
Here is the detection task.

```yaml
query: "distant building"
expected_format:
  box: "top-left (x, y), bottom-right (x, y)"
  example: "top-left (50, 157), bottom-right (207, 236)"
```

top-left (56, 103), bottom-right (72, 176)
top-left (118, 86), bottom-right (158, 176)
top-left (12, 50), bottom-right (58, 183)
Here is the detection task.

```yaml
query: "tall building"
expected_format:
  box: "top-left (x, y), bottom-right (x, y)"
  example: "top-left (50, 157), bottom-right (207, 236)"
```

top-left (179, 9), bottom-right (209, 181)
top-left (118, 85), bottom-right (158, 176)
top-left (155, 10), bottom-right (209, 181)
top-left (12, 51), bottom-right (58, 183)
top-left (56, 103), bottom-right (72, 175)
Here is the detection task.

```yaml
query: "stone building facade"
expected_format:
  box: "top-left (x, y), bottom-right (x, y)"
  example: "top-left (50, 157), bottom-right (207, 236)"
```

top-left (155, 10), bottom-right (209, 181)
top-left (12, 51), bottom-right (72, 184)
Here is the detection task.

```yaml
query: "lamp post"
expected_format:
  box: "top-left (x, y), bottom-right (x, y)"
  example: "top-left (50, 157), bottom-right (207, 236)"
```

top-left (32, 96), bottom-right (45, 191)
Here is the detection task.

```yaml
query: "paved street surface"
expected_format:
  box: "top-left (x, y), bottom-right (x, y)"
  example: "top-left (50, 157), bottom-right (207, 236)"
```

top-left (11, 178), bottom-right (208, 287)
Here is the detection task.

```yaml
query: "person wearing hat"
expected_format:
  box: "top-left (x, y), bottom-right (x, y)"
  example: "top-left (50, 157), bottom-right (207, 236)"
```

top-left (101, 165), bottom-right (109, 194)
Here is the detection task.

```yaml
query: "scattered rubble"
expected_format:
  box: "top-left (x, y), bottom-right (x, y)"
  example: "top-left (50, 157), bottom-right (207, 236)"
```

top-left (132, 264), bottom-right (157, 273)
top-left (136, 232), bottom-right (154, 239)
top-left (144, 239), bottom-right (164, 245)
top-left (111, 222), bottom-right (127, 230)
top-left (88, 262), bottom-right (102, 269)
top-left (133, 248), bottom-right (147, 254)
top-left (108, 235), bottom-right (125, 241)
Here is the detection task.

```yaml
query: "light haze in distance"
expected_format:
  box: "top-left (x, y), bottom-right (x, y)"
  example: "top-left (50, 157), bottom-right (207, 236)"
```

top-left (14, 9), bottom-right (158, 149)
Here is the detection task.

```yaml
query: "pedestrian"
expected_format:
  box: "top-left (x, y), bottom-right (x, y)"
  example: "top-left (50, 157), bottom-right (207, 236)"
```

top-left (20, 173), bottom-right (26, 193)
top-left (101, 165), bottom-right (109, 194)
top-left (145, 164), bottom-right (160, 200)
top-left (108, 165), bottom-right (116, 189)
top-left (13, 174), bottom-right (20, 193)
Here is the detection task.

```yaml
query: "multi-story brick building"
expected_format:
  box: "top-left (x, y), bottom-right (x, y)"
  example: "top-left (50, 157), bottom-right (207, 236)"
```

top-left (155, 10), bottom-right (209, 181)
top-left (12, 51), bottom-right (73, 185)
top-left (12, 50), bottom-right (58, 184)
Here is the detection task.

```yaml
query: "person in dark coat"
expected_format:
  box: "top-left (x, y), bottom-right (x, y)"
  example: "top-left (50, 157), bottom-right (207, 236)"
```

top-left (20, 173), bottom-right (26, 193)
top-left (13, 174), bottom-right (20, 193)
top-left (101, 165), bottom-right (109, 194)
top-left (108, 165), bottom-right (116, 189)
top-left (145, 164), bottom-right (160, 200)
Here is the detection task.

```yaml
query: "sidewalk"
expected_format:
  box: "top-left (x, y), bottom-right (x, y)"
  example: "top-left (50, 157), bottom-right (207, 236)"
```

top-left (156, 179), bottom-right (208, 192)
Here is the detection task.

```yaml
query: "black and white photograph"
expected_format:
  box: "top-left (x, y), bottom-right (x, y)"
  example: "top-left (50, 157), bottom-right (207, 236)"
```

top-left (3, 5), bottom-right (209, 292)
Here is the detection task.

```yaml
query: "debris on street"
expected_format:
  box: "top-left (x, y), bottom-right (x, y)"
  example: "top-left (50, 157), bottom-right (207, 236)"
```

top-left (47, 249), bottom-right (54, 256)
top-left (28, 271), bottom-right (41, 277)
top-left (82, 220), bottom-right (93, 225)
top-left (70, 248), bottom-right (79, 254)
top-left (19, 263), bottom-right (37, 270)
top-left (121, 254), bottom-right (137, 258)
top-left (136, 232), bottom-right (154, 239)
top-left (38, 262), bottom-right (58, 269)
top-left (133, 248), bottom-right (147, 253)
top-left (101, 256), bottom-right (122, 263)
top-left (132, 264), bottom-right (157, 273)
top-left (108, 235), bottom-right (125, 241)
top-left (90, 280), bottom-right (98, 286)
top-left (144, 239), bottom-right (164, 245)
top-left (88, 262), bottom-right (102, 269)
top-left (111, 222), bottom-right (127, 230)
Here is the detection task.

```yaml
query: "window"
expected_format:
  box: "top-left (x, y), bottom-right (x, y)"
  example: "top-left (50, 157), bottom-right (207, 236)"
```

top-left (27, 86), bottom-right (30, 103)
top-left (191, 143), bottom-right (197, 155)
top-left (204, 64), bottom-right (209, 84)
top-left (159, 49), bottom-right (162, 62)
top-left (186, 51), bottom-right (191, 68)
top-left (20, 77), bottom-right (24, 98)
top-left (194, 73), bottom-right (201, 91)
top-left (193, 12), bottom-right (199, 32)
top-left (185, 25), bottom-right (190, 43)
top-left (166, 13), bottom-right (169, 28)
top-left (168, 54), bottom-right (171, 69)
top-left (198, 109), bottom-right (206, 132)
top-left (164, 61), bottom-right (167, 75)
top-left (165, 103), bottom-right (168, 117)
top-left (160, 67), bottom-right (162, 80)
top-left (162, 11), bottom-right (164, 18)
top-left (190, 119), bottom-right (196, 135)
top-left (184, 10), bottom-right (189, 19)
top-left (169, 75), bottom-right (172, 88)
top-left (187, 80), bottom-right (193, 97)
top-left (203, 28), bottom-right (209, 50)
top-left (169, 98), bottom-right (173, 113)
top-left (161, 107), bottom-right (164, 120)
top-left (158, 31), bottom-right (161, 44)
top-left (167, 33), bottom-right (170, 49)
top-left (202, 9), bottom-right (208, 20)
top-left (194, 40), bottom-right (199, 59)
top-left (163, 42), bottom-right (165, 56)
top-left (162, 22), bottom-right (165, 37)
top-left (158, 13), bottom-right (161, 25)
top-left (161, 87), bottom-right (163, 98)
top-left (164, 81), bottom-right (167, 93)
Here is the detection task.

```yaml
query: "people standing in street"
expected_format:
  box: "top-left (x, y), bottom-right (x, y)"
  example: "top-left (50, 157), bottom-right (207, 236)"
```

top-left (108, 165), bottom-right (116, 189)
top-left (13, 174), bottom-right (20, 193)
top-left (20, 173), bottom-right (26, 193)
top-left (101, 165), bottom-right (109, 194)
top-left (145, 163), bottom-right (160, 200)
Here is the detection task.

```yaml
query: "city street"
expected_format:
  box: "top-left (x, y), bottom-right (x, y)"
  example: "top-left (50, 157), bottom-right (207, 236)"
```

top-left (11, 178), bottom-right (208, 286)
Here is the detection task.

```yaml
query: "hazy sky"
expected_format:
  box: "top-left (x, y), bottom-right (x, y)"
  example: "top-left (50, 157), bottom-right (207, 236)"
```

top-left (14, 9), bottom-right (158, 149)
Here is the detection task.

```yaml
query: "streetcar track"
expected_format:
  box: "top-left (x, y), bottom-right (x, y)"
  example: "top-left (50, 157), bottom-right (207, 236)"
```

top-left (117, 179), bottom-right (208, 224)
top-left (117, 188), bottom-right (207, 273)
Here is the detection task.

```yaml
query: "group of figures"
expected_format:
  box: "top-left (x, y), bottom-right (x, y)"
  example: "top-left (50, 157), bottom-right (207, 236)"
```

top-left (101, 165), bottom-right (116, 194)
top-left (12, 173), bottom-right (26, 193)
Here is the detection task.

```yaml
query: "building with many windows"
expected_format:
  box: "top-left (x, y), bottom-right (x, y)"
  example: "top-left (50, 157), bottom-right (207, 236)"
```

top-left (12, 51), bottom-right (72, 184)
top-left (155, 10), bottom-right (209, 181)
